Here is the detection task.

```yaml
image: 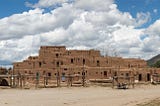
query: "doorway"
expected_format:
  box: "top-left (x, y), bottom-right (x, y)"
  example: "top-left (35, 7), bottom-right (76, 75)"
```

top-left (147, 73), bottom-right (150, 81)
top-left (138, 74), bottom-right (142, 81)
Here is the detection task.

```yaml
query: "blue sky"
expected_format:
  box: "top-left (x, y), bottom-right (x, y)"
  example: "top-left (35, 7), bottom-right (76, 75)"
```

top-left (115, 0), bottom-right (160, 28)
top-left (0, 0), bottom-right (38, 18)
top-left (0, 0), bottom-right (160, 66)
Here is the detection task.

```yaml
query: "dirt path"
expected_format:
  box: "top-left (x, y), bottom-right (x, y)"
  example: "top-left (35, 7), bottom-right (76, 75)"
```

top-left (0, 84), bottom-right (160, 106)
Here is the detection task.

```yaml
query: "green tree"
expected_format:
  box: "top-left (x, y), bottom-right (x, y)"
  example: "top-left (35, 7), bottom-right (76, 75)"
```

top-left (153, 60), bottom-right (160, 68)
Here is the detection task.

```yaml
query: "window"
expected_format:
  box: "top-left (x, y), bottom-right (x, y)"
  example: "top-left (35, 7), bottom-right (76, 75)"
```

top-left (126, 73), bottom-right (129, 77)
top-left (104, 71), bottom-right (107, 76)
top-left (114, 72), bottom-right (117, 76)
top-left (39, 62), bottom-right (42, 67)
top-left (83, 59), bottom-right (85, 64)
top-left (82, 72), bottom-right (85, 75)
top-left (36, 72), bottom-right (40, 79)
top-left (48, 72), bottom-right (51, 77)
top-left (138, 74), bottom-right (142, 81)
top-left (97, 60), bottom-right (100, 66)
top-left (71, 59), bottom-right (74, 63)
top-left (147, 73), bottom-right (150, 81)
top-left (56, 54), bottom-right (59, 58)
top-left (64, 68), bottom-right (67, 71)
top-left (57, 62), bottom-right (59, 67)
top-left (62, 73), bottom-right (65, 76)
top-left (106, 60), bottom-right (108, 64)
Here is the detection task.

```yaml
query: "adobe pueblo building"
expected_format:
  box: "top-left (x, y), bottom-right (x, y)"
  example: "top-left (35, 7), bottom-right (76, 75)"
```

top-left (13, 46), bottom-right (160, 87)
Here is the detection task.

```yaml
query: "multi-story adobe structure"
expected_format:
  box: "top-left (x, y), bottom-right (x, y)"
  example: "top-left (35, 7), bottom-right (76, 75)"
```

top-left (13, 46), bottom-right (160, 84)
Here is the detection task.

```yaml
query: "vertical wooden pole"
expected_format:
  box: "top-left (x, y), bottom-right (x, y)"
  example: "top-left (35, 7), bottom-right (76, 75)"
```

top-left (13, 70), bottom-right (15, 87)
top-left (36, 72), bottom-right (39, 88)
top-left (57, 71), bottom-right (60, 87)
top-left (20, 74), bottom-right (22, 88)
top-left (46, 76), bottom-right (48, 85)
top-left (67, 74), bottom-right (71, 87)
top-left (112, 77), bottom-right (114, 88)
top-left (71, 77), bottom-right (73, 87)
top-left (82, 59), bottom-right (85, 87)
top-left (10, 76), bottom-right (12, 87)
top-left (44, 76), bottom-right (46, 88)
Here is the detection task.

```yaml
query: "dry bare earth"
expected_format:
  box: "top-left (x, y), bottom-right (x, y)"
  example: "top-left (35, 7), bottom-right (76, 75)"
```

top-left (136, 98), bottom-right (160, 106)
top-left (0, 85), bottom-right (160, 106)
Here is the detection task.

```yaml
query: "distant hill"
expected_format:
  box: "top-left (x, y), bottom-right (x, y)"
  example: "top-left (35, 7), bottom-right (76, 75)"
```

top-left (147, 54), bottom-right (160, 66)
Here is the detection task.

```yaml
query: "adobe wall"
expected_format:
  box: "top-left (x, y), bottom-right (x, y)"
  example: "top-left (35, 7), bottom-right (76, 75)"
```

top-left (13, 46), bottom-right (150, 83)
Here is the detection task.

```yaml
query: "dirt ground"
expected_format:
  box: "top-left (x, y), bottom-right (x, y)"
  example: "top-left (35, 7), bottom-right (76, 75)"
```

top-left (0, 84), bottom-right (160, 106)
top-left (136, 97), bottom-right (160, 106)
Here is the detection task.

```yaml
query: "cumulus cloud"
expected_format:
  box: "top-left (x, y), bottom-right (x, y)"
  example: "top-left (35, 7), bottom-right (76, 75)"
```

top-left (0, 36), bottom-right (40, 63)
top-left (0, 8), bottom-right (47, 40)
top-left (0, 4), bottom-right (78, 40)
top-left (74, 0), bottom-right (114, 11)
top-left (135, 12), bottom-right (151, 27)
top-left (0, 0), bottom-right (159, 66)
top-left (141, 19), bottom-right (160, 56)
top-left (146, 19), bottom-right (160, 36)
top-left (25, 0), bottom-right (68, 8)
top-left (112, 25), bottom-right (145, 57)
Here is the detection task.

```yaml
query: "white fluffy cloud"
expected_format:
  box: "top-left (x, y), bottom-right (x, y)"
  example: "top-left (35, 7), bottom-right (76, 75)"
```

top-left (140, 19), bottom-right (160, 58)
top-left (0, 0), bottom-right (159, 66)
top-left (26, 0), bottom-right (68, 8)
top-left (74, 0), bottom-right (114, 11)
top-left (146, 20), bottom-right (160, 36)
